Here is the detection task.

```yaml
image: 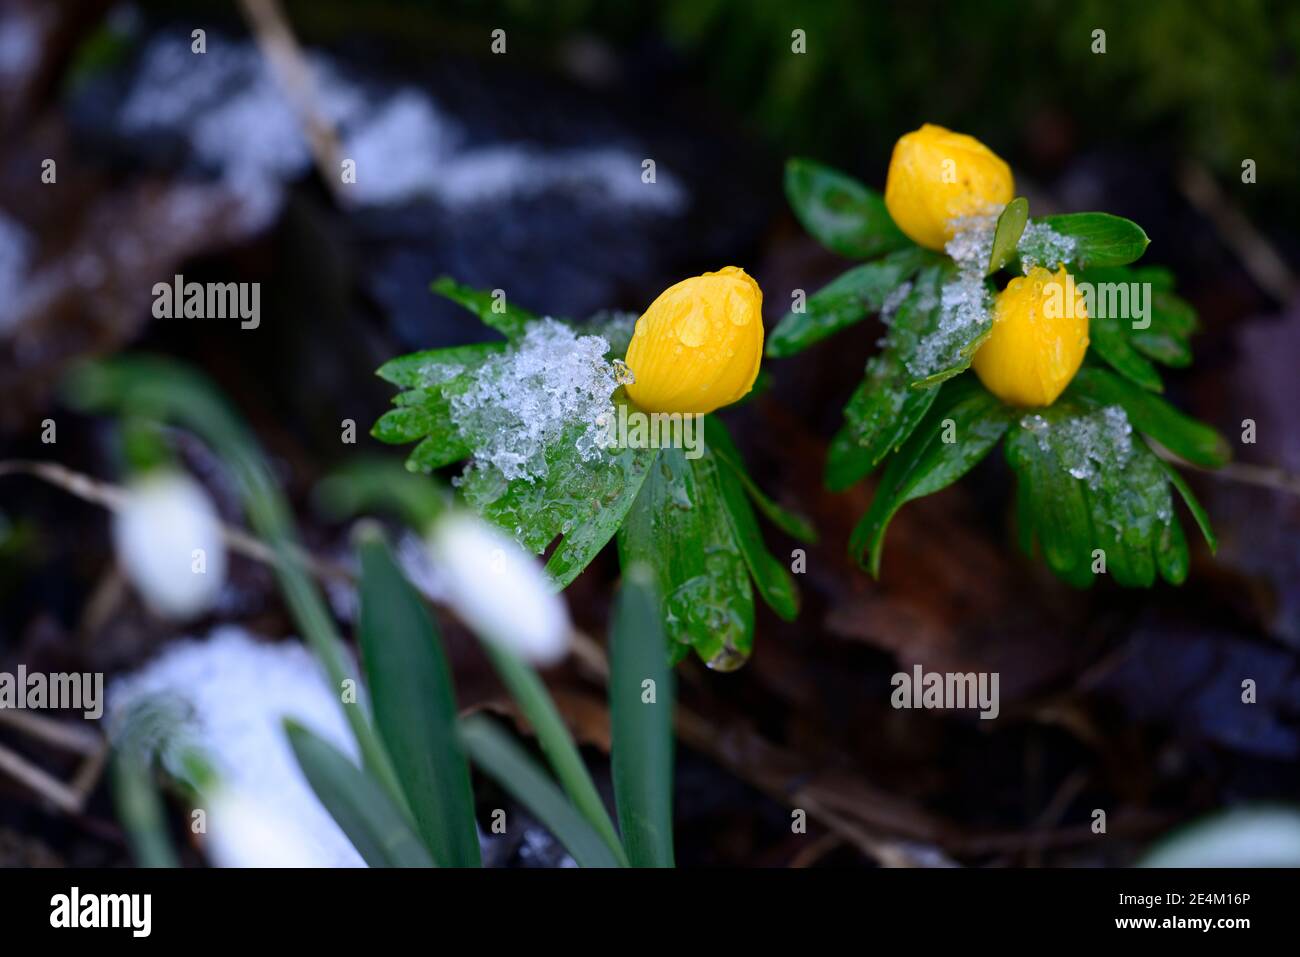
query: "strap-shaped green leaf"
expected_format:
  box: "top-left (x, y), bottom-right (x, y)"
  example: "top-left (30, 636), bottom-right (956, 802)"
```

top-left (481, 642), bottom-right (628, 866)
top-left (1034, 213), bottom-right (1150, 269)
top-left (851, 377), bottom-right (1012, 576)
top-left (431, 276), bottom-right (538, 341)
top-left (285, 720), bottom-right (436, 868)
top-left (609, 564), bottom-right (675, 868)
top-left (1068, 366), bottom-right (1230, 468)
top-left (767, 246), bottom-right (934, 357)
top-left (459, 716), bottom-right (623, 868)
top-left (784, 157), bottom-right (910, 260)
top-left (1158, 459), bottom-right (1218, 553)
top-left (357, 529), bottom-right (481, 866)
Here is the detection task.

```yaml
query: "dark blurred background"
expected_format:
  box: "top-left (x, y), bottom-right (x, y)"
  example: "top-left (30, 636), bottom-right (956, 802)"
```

top-left (1, 0), bottom-right (1298, 867)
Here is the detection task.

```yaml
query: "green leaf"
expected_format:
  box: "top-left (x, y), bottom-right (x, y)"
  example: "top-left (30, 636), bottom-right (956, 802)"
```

top-left (609, 564), bottom-right (675, 868)
top-left (1068, 366), bottom-right (1230, 468)
top-left (704, 415), bottom-right (817, 542)
top-left (1088, 317), bottom-right (1165, 392)
top-left (1158, 459), bottom-right (1218, 554)
top-left (707, 422), bottom-right (799, 620)
top-left (110, 750), bottom-right (179, 868)
top-left (824, 267), bottom-right (949, 488)
top-left (431, 277), bottom-right (538, 341)
top-left (357, 529), bottom-right (480, 867)
top-left (987, 197), bottom-right (1029, 274)
top-left (1035, 213), bottom-right (1150, 269)
top-left (784, 157), bottom-right (910, 260)
top-left (377, 342), bottom-right (504, 389)
top-left (1005, 402), bottom-right (1188, 588)
top-left (618, 447), bottom-right (755, 670)
top-left (766, 247), bottom-right (934, 357)
top-left (314, 457), bottom-right (448, 531)
top-left (459, 715), bottom-right (622, 868)
top-left (285, 720), bottom-right (436, 868)
top-left (1075, 266), bottom-right (1198, 369)
top-left (543, 444), bottom-right (658, 589)
top-left (480, 642), bottom-right (628, 866)
top-left (851, 377), bottom-right (1012, 576)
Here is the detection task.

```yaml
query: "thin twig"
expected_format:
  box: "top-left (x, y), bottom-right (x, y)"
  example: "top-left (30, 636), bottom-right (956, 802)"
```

top-left (1153, 446), bottom-right (1300, 497)
top-left (0, 741), bottom-right (85, 814)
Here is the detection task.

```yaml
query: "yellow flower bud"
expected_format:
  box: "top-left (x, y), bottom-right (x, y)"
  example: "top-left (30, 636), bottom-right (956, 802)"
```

top-left (884, 123), bottom-right (1015, 251)
top-left (624, 267), bottom-right (764, 415)
top-left (973, 266), bottom-right (1090, 407)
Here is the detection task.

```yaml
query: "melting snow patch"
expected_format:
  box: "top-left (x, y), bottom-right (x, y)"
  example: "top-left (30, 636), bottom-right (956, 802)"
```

top-left (450, 319), bottom-right (618, 483)
top-left (108, 626), bottom-right (365, 868)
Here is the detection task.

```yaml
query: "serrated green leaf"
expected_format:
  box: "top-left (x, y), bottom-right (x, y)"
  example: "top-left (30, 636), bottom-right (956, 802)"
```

top-left (618, 447), bottom-right (754, 670)
top-left (784, 157), bottom-right (910, 260)
top-left (851, 377), bottom-right (1011, 576)
top-left (767, 247), bottom-right (934, 357)
top-left (1158, 459), bottom-right (1218, 554)
top-left (1035, 213), bottom-right (1150, 269)
top-left (285, 720), bottom-right (436, 868)
top-left (609, 564), bottom-right (675, 868)
top-left (544, 445), bottom-right (657, 589)
top-left (825, 267), bottom-right (948, 487)
top-left (1005, 402), bottom-right (1187, 588)
top-left (459, 715), bottom-right (622, 868)
top-left (704, 415), bottom-right (817, 543)
top-left (988, 197), bottom-right (1029, 274)
top-left (357, 530), bottom-right (480, 867)
top-left (1068, 366), bottom-right (1230, 468)
top-left (431, 276), bottom-right (538, 341)
top-left (376, 342), bottom-right (505, 388)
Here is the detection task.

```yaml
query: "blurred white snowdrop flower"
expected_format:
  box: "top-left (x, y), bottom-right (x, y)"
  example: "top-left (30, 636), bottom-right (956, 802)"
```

top-left (108, 627), bottom-right (365, 867)
top-left (1139, 807), bottom-right (1300, 868)
top-left (205, 787), bottom-right (325, 868)
top-left (112, 471), bottom-right (227, 619)
top-left (425, 512), bottom-right (570, 665)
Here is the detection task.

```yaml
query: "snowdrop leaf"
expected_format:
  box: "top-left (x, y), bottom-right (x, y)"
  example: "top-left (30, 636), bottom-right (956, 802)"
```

top-left (852, 377), bottom-right (1011, 576)
top-left (767, 246), bottom-right (934, 357)
top-left (1034, 213), bottom-right (1150, 269)
top-left (784, 158), bottom-right (910, 260)
top-left (619, 447), bottom-right (755, 670)
top-left (285, 720), bottom-right (435, 869)
top-left (609, 565), bottom-right (675, 868)
top-left (431, 276), bottom-right (538, 342)
top-left (357, 530), bottom-right (480, 867)
top-left (480, 643), bottom-right (628, 866)
top-left (460, 716), bottom-right (623, 868)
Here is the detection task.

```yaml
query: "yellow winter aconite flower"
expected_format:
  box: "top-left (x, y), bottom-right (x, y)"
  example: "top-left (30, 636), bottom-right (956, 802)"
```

top-left (973, 266), bottom-right (1090, 407)
top-left (884, 123), bottom-right (1015, 251)
top-left (624, 267), bottom-right (764, 415)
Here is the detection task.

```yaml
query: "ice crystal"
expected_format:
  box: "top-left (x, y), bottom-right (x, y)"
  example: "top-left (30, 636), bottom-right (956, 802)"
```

top-left (1020, 405), bottom-right (1134, 489)
top-left (450, 319), bottom-right (618, 483)
top-left (879, 280), bottom-right (913, 327)
top-left (906, 209), bottom-right (999, 379)
top-left (1017, 221), bottom-right (1077, 273)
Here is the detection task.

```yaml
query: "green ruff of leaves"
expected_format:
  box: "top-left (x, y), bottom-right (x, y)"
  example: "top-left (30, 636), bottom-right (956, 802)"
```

top-left (373, 281), bottom-right (807, 668)
top-left (775, 156), bottom-right (1226, 588)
